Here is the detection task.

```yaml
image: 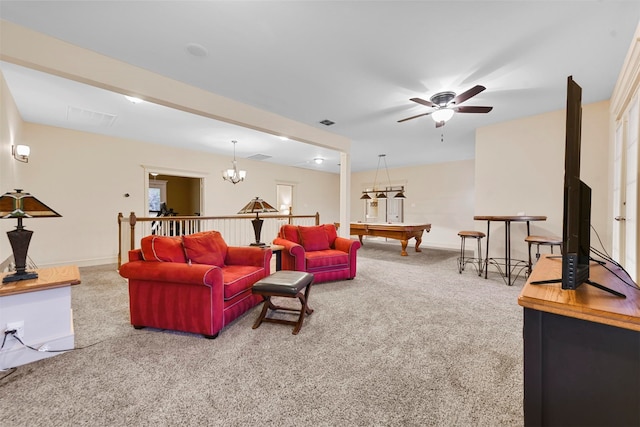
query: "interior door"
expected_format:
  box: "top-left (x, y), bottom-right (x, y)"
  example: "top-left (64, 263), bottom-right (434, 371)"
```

top-left (614, 93), bottom-right (638, 282)
top-left (624, 95), bottom-right (638, 281)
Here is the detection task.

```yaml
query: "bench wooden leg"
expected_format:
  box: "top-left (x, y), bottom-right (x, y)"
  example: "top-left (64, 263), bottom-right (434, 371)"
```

top-left (252, 296), bottom-right (275, 330)
top-left (252, 284), bottom-right (314, 334)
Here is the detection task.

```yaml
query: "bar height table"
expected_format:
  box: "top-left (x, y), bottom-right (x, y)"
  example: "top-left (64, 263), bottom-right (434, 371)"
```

top-left (474, 215), bottom-right (547, 286)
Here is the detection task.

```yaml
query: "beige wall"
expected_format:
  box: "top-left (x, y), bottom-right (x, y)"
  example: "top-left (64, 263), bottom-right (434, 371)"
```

top-left (1, 62), bottom-right (615, 268)
top-left (0, 99), bottom-right (340, 266)
top-left (0, 21), bottom-right (354, 233)
top-left (475, 100), bottom-right (611, 262)
top-left (351, 159), bottom-right (475, 250)
top-left (0, 72), bottom-right (25, 260)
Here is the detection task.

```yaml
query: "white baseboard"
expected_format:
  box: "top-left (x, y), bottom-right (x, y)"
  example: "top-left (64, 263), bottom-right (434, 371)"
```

top-left (36, 256), bottom-right (118, 269)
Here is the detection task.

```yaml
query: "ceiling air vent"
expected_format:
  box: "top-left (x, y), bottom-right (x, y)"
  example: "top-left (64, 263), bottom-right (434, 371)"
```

top-left (246, 154), bottom-right (272, 161)
top-left (319, 119), bottom-right (335, 126)
top-left (66, 106), bottom-right (117, 127)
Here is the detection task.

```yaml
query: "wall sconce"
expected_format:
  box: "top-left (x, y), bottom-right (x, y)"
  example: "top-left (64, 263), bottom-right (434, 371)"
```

top-left (12, 145), bottom-right (30, 163)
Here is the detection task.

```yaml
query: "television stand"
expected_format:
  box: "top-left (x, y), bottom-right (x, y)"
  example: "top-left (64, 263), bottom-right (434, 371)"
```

top-left (530, 277), bottom-right (625, 298)
top-left (519, 256), bottom-right (639, 426)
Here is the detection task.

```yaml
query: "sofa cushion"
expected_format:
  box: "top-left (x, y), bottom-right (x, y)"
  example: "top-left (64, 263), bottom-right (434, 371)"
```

top-left (305, 249), bottom-right (349, 270)
top-left (140, 235), bottom-right (186, 263)
top-left (222, 265), bottom-right (265, 300)
top-left (281, 224), bottom-right (300, 244)
top-left (299, 225), bottom-right (330, 252)
top-left (183, 231), bottom-right (228, 267)
top-left (323, 224), bottom-right (338, 247)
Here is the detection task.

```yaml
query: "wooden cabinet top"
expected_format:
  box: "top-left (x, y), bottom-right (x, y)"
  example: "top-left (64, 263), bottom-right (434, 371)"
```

top-left (518, 255), bottom-right (640, 331)
top-left (0, 265), bottom-right (81, 297)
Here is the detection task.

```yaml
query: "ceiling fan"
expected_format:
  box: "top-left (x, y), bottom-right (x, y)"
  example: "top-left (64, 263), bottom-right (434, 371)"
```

top-left (398, 85), bottom-right (493, 128)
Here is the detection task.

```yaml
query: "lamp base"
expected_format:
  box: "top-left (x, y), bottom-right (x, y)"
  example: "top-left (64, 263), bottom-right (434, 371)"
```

top-left (250, 242), bottom-right (267, 247)
top-left (2, 271), bottom-right (38, 283)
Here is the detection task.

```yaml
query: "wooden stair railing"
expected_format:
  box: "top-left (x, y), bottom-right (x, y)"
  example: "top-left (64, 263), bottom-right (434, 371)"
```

top-left (117, 212), bottom-right (320, 267)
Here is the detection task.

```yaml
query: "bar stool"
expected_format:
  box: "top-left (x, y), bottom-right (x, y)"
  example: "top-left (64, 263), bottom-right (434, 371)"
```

top-left (457, 230), bottom-right (485, 276)
top-left (525, 235), bottom-right (562, 275)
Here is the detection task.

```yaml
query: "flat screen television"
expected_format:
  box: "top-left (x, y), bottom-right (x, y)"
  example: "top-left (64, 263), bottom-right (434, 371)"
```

top-left (562, 76), bottom-right (590, 290)
top-left (532, 76), bottom-right (624, 298)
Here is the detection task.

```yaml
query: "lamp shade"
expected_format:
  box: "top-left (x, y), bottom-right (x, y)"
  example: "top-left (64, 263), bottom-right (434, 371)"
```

top-left (1, 189), bottom-right (61, 283)
top-left (237, 197), bottom-right (278, 215)
top-left (238, 197), bottom-right (278, 247)
top-left (0, 189), bottom-right (61, 218)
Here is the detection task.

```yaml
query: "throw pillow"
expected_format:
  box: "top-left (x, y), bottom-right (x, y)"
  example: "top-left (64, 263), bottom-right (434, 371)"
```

top-left (182, 231), bottom-right (228, 267)
top-left (323, 224), bottom-right (338, 247)
top-left (298, 225), bottom-right (330, 252)
top-left (281, 224), bottom-right (300, 244)
top-left (140, 235), bottom-right (187, 263)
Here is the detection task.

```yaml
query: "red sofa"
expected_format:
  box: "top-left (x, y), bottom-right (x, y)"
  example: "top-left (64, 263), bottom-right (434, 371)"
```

top-left (118, 231), bottom-right (271, 339)
top-left (272, 224), bottom-right (361, 283)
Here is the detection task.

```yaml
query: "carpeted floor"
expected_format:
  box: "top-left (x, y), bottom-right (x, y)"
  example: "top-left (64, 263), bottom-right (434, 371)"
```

top-left (0, 241), bottom-right (525, 426)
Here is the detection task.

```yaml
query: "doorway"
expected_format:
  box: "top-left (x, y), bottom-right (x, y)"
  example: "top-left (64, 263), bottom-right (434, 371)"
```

top-left (613, 93), bottom-right (638, 282)
top-left (146, 171), bottom-right (203, 217)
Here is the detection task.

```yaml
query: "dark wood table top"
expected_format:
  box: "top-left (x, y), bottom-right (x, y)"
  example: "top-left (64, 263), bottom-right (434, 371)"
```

top-left (474, 215), bottom-right (547, 222)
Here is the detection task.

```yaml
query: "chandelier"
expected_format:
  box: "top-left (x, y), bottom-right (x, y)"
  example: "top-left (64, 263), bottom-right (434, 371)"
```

top-left (360, 154), bottom-right (406, 200)
top-left (222, 140), bottom-right (246, 184)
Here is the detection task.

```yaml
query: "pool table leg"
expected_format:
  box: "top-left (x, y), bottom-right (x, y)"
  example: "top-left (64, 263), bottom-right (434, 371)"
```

top-left (400, 239), bottom-right (409, 256)
top-left (414, 234), bottom-right (423, 253)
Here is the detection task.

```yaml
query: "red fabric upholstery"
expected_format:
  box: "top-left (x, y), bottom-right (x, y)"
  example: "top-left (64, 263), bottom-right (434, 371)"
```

top-left (183, 231), bottom-right (228, 267)
top-left (298, 225), bottom-right (330, 251)
top-left (272, 223), bottom-right (360, 283)
top-left (140, 235), bottom-right (186, 263)
top-left (119, 233), bottom-right (271, 338)
top-left (279, 224), bottom-right (300, 244)
top-left (323, 224), bottom-right (338, 246)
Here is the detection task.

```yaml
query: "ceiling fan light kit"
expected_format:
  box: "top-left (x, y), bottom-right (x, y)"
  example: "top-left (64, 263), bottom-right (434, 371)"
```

top-left (431, 108), bottom-right (454, 123)
top-left (398, 85), bottom-right (493, 128)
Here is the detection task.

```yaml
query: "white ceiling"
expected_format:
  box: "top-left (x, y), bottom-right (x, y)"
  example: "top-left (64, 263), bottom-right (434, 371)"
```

top-left (1, 1), bottom-right (639, 173)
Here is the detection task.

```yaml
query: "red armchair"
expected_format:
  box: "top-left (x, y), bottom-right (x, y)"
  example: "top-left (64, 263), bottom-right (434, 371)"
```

top-left (118, 231), bottom-right (270, 339)
top-left (272, 224), bottom-right (360, 283)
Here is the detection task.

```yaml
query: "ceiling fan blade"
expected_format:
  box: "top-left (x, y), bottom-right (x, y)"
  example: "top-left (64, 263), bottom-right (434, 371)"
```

top-left (410, 97), bottom-right (435, 107)
top-left (435, 120), bottom-right (446, 128)
top-left (397, 112), bottom-right (432, 123)
top-left (452, 106), bottom-right (493, 113)
top-left (451, 85), bottom-right (486, 105)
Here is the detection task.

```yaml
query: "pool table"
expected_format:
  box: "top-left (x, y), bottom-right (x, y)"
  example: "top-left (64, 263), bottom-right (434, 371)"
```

top-left (342, 222), bottom-right (432, 256)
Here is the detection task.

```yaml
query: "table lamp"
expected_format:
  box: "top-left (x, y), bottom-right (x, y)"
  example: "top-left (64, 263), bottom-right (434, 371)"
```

top-left (0, 189), bottom-right (61, 283)
top-left (237, 197), bottom-right (278, 246)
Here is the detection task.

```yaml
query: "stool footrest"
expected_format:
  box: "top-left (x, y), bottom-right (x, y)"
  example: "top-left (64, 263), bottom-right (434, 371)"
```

top-left (251, 271), bottom-right (314, 335)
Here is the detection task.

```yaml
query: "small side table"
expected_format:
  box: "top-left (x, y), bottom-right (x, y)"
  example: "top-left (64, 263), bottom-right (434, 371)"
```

top-left (270, 244), bottom-right (284, 271)
top-left (0, 265), bottom-right (81, 369)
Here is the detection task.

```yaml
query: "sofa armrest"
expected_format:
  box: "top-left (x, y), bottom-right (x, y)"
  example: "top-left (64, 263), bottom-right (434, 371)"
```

top-left (273, 237), bottom-right (306, 271)
top-left (225, 246), bottom-right (271, 268)
top-left (334, 237), bottom-right (361, 253)
top-left (119, 260), bottom-right (223, 287)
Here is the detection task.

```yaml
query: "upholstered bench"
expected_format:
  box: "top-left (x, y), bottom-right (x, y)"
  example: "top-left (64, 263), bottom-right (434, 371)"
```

top-left (251, 271), bottom-right (314, 335)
